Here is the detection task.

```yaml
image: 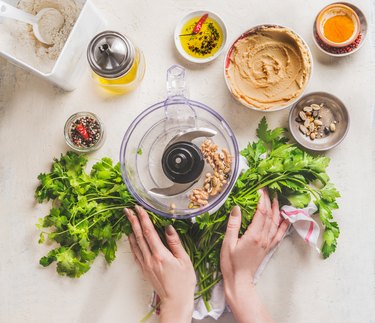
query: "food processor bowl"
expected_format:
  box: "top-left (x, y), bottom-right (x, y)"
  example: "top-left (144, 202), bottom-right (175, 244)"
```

top-left (120, 65), bottom-right (240, 219)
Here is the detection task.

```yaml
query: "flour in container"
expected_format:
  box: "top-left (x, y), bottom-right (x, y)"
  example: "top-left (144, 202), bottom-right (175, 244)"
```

top-left (0, 0), bottom-right (81, 73)
top-left (37, 8), bottom-right (65, 45)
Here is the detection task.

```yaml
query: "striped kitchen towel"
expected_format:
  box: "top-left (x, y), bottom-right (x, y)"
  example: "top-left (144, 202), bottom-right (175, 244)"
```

top-left (280, 203), bottom-right (320, 252)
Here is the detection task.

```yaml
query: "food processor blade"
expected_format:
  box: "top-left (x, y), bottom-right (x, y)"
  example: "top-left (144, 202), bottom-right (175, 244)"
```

top-left (150, 182), bottom-right (196, 196)
top-left (149, 128), bottom-right (216, 197)
top-left (167, 128), bottom-right (217, 146)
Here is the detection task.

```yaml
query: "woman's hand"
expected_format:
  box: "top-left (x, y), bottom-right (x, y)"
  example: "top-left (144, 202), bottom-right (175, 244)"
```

top-left (125, 206), bottom-right (196, 323)
top-left (220, 189), bottom-right (289, 323)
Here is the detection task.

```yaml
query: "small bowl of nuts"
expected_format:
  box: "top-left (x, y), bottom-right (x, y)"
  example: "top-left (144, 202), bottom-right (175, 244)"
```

top-left (288, 92), bottom-right (349, 151)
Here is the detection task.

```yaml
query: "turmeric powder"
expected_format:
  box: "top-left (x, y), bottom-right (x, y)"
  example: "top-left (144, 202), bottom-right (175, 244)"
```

top-left (323, 15), bottom-right (355, 43)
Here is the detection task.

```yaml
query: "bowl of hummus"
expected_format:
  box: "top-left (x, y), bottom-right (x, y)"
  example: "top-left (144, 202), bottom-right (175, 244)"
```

top-left (224, 25), bottom-right (312, 111)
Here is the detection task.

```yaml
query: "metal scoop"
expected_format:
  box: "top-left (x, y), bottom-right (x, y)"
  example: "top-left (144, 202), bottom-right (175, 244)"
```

top-left (0, 1), bottom-right (64, 45)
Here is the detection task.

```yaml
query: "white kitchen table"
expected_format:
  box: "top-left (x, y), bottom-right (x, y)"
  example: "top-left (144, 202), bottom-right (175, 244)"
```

top-left (1, 0), bottom-right (375, 322)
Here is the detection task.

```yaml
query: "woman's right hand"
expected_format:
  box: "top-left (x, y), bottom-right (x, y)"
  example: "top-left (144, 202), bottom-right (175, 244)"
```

top-left (220, 189), bottom-right (289, 323)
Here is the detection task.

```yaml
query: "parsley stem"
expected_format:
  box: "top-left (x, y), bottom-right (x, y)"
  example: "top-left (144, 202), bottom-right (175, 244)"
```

top-left (140, 300), bottom-right (161, 323)
top-left (197, 271), bottom-right (214, 285)
top-left (52, 205), bottom-right (128, 236)
top-left (86, 206), bottom-right (128, 230)
top-left (110, 216), bottom-right (126, 230)
top-left (86, 196), bottom-right (125, 202)
top-left (68, 242), bottom-right (78, 250)
top-left (193, 237), bottom-right (222, 270)
top-left (196, 277), bottom-right (222, 297)
top-left (286, 176), bottom-right (320, 200)
top-left (246, 174), bottom-right (288, 195)
top-left (204, 298), bottom-right (211, 312)
top-left (236, 173), bottom-right (285, 198)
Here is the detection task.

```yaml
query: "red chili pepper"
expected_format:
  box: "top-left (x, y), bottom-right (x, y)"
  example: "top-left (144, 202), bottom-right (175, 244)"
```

top-left (76, 123), bottom-right (89, 140)
top-left (192, 13), bottom-right (208, 34)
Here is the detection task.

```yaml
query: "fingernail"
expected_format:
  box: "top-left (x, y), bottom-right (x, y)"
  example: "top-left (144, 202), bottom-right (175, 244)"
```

top-left (166, 225), bottom-right (175, 236)
top-left (124, 208), bottom-right (133, 217)
top-left (231, 205), bottom-right (241, 216)
top-left (135, 205), bottom-right (141, 212)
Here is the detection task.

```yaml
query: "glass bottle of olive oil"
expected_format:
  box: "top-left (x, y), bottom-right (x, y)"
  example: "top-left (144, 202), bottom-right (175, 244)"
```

top-left (87, 31), bottom-right (145, 95)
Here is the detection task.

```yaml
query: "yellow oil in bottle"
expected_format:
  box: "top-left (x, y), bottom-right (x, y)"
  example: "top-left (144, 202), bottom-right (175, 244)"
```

top-left (180, 16), bottom-right (223, 59)
top-left (88, 32), bottom-right (145, 95)
top-left (93, 52), bottom-right (144, 95)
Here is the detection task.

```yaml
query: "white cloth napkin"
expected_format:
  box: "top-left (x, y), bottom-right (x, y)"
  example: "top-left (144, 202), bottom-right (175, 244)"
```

top-left (151, 203), bottom-right (320, 320)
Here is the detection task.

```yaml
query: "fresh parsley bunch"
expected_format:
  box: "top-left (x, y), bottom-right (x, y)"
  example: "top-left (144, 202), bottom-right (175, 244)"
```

top-left (238, 117), bottom-right (340, 258)
top-left (35, 117), bottom-right (340, 309)
top-left (36, 153), bottom-right (134, 277)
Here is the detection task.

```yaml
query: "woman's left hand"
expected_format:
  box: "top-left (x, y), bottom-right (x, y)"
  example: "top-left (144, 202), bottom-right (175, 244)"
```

top-left (125, 206), bottom-right (196, 323)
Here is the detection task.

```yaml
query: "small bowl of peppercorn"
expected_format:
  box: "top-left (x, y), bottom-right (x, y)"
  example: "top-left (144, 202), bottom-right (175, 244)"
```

top-left (64, 112), bottom-right (105, 153)
top-left (288, 92), bottom-right (350, 151)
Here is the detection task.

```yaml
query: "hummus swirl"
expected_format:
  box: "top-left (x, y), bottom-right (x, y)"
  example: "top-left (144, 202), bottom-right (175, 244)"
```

top-left (226, 26), bottom-right (312, 110)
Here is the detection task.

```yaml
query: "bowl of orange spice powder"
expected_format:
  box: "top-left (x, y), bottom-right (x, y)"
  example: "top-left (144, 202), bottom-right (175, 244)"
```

top-left (316, 3), bottom-right (361, 47)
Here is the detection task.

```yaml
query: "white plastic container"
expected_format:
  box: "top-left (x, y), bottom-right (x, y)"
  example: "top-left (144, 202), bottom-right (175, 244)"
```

top-left (0, 0), bottom-right (106, 91)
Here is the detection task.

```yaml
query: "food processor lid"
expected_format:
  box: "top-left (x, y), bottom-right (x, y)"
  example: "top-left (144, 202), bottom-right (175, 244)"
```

top-left (87, 31), bottom-right (135, 78)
